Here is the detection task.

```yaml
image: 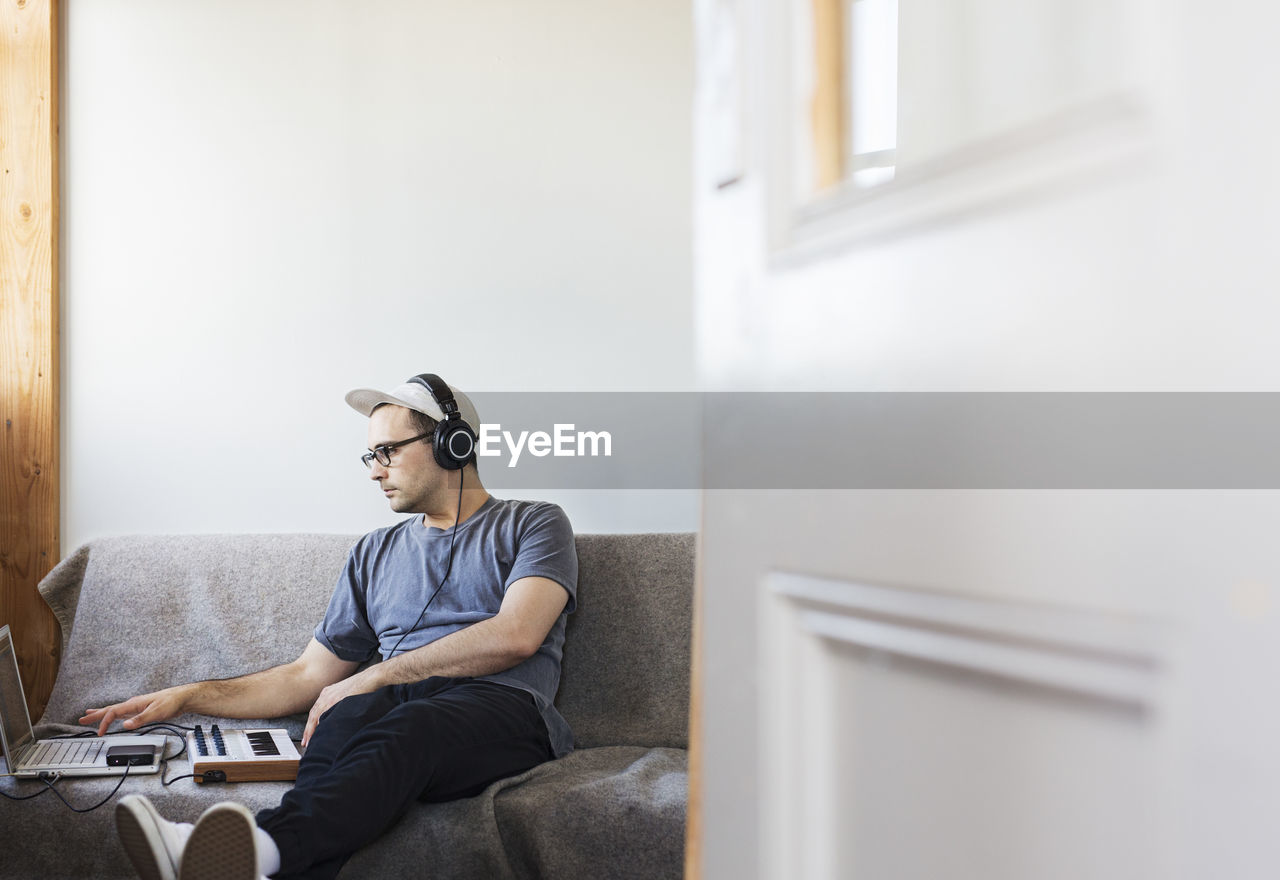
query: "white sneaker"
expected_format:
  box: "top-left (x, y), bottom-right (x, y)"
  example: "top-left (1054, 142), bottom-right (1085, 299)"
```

top-left (179, 801), bottom-right (263, 880)
top-left (115, 794), bottom-right (190, 880)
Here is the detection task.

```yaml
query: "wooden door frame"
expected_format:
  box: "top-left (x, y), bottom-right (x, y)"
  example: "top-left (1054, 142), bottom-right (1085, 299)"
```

top-left (1, 0), bottom-right (63, 728)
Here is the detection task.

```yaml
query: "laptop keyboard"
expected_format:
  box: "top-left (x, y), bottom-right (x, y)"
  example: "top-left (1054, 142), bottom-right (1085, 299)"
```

top-left (26, 739), bottom-right (105, 767)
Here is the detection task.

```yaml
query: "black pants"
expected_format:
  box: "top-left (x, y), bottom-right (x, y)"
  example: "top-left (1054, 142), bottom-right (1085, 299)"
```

top-left (256, 677), bottom-right (554, 880)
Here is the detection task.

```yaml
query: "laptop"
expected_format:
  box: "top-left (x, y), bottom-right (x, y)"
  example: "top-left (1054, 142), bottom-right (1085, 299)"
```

top-left (0, 624), bottom-right (165, 778)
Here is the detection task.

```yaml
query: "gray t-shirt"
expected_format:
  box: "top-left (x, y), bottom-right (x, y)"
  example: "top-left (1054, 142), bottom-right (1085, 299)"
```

top-left (314, 496), bottom-right (578, 756)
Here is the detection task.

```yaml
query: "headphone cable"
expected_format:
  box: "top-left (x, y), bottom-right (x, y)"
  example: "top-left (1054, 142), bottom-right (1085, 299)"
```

top-left (386, 467), bottom-right (466, 659)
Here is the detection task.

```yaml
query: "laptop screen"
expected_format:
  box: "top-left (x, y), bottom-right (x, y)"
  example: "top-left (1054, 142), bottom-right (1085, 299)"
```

top-left (0, 627), bottom-right (35, 759)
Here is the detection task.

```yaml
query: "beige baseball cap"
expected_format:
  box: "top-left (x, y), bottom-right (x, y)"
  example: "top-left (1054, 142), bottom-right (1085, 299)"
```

top-left (345, 375), bottom-right (480, 429)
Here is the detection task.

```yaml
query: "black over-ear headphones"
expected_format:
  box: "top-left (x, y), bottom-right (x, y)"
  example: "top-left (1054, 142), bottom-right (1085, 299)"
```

top-left (408, 373), bottom-right (477, 470)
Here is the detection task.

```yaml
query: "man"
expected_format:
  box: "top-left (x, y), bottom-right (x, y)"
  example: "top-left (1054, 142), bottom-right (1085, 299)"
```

top-left (81, 374), bottom-right (577, 880)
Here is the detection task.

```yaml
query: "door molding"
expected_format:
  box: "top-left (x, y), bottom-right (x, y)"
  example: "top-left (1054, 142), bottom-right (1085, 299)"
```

top-left (760, 570), bottom-right (1170, 880)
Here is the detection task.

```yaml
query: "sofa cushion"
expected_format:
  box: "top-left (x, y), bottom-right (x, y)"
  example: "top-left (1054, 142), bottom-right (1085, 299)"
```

top-left (494, 746), bottom-right (688, 880)
top-left (38, 534), bottom-right (354, 734)
top-left (558, 533), bottom-right (695, 750)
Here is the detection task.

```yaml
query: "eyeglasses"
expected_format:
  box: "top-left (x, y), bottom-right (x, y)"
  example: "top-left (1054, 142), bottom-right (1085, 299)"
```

top-left (361, 431), bottom-right (434, 468)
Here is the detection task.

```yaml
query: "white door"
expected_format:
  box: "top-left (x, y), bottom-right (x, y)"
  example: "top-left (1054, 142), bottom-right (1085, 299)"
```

top-left (691, 0), bottom-right (1280, 877)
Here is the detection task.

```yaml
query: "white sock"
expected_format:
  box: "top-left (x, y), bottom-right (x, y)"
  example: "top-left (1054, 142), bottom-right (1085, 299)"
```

top-left (165, 821), bottom-right (194, 858)
top-left (254, 826), bottom-right (281, 877)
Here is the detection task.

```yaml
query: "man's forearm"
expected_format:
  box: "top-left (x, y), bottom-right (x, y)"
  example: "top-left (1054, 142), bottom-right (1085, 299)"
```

top-left (183, 662), bottom-right (323, 719)
top-left (367, 616), bottom-right (531, 688)
top-left (83, 638), bottom-right (359, 736)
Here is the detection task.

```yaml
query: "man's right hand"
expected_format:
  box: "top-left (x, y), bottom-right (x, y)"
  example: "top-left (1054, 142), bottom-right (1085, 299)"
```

top-left (79, 685), bottom-right (190, 737)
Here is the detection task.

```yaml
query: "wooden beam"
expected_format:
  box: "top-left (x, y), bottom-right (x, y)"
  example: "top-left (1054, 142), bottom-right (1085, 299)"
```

top-left (684, 542), bottom-right (704, 879)
top-left (811, 0), bottom-right (847, 190)
top-left (0, 0), bottom-right (62, 727)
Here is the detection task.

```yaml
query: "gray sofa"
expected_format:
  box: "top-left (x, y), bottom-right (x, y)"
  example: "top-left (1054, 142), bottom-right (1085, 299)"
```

top-left (0, 532), bottom-right (694, 879)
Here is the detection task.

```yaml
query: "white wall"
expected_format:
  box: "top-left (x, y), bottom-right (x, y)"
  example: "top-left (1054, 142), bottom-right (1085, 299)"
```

top-left (61, 0), bottom-right (695, 549)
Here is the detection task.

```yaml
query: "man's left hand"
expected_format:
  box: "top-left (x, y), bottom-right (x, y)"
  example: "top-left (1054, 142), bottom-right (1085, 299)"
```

top-left (303, 667), bottom-right (383, 747)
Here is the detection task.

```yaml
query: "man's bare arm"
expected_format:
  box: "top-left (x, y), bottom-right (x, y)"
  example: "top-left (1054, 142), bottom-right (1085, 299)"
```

top-left (79, 638), bottom-right (360, 737)
top-left (301, 576), bottom-right (569, 745)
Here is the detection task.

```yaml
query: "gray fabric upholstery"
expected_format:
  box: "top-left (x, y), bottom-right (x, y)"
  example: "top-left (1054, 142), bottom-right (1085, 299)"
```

top-left (341, 747), bottom-right (688, 880)
top-left (560, 533), bottom-right (695, 750)
top-left (39, 535), bottom-right (353, 739)
top-left (0, 532), bottom-right (694, 879)
top-left (494, 747), bottom-right (689, 879)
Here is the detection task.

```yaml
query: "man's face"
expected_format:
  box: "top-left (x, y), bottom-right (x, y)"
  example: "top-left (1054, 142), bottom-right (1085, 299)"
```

top-left (366, 405), bottom-right (442, 514)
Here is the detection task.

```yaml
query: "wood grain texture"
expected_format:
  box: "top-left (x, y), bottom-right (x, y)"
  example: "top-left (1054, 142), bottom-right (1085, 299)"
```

top-left (684, 540), bottom-right (704, 880)
top-left (811, 0), bottom-right (847, 190)
top-left (191, 759), bottom-right (301, 784)
top-left (0, 0), bottom-right (62, 729)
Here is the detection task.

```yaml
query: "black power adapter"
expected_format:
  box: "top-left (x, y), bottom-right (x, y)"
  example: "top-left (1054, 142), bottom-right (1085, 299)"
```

top-left (106, 744), bottom-right (158, 767)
